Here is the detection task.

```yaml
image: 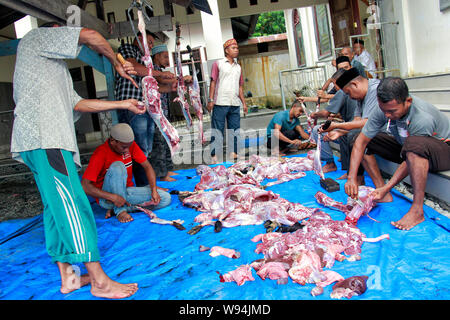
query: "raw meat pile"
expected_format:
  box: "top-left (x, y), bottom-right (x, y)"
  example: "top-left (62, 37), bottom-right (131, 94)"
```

top-left (183, 183), bottom-right (318, 231)
top-left (179, 154), bottom-right (385, 298)
top-left (194, 154), bottom-right (314, 191)
top-left (223, 211), bottom-right (387, 298)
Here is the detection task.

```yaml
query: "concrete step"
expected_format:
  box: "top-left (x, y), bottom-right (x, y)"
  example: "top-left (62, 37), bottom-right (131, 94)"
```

top-left (375, 155), bottom-right (450, 204)
top-left (403, 73), bottom-right (450, 117)
top-left (434, 104), bottom-right (450, 120)
top-left (404, 73), bottom-right (450, 90)
top-left (408, 88), bottom-right (450, 106)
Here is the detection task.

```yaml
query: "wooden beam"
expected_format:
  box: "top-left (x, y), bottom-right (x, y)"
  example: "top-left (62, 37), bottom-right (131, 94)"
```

top-left (0, 5), bottom-right (25, 30)
top-left (0, 0), bottom-right (174, 41)
top-left (0, 0), bottom-right (110, 38)
top-left (0, 0), bottom-right (64, 24)
top-left (109, 15), bottom-right (173, 40)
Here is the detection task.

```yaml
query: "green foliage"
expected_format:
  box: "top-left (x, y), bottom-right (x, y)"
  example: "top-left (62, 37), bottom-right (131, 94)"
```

top-left (251, 11), bottom-right (286, 37)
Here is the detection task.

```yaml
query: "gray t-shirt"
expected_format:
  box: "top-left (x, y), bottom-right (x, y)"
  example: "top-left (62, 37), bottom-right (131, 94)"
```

top-left (11, 27), bottom-right (84, 167)
top-left (325, 89), bottom-right (357, 122)
top-left (354, 78), bottom-right (380, 119)
top-left (362, 95), bottom-right (450, 145)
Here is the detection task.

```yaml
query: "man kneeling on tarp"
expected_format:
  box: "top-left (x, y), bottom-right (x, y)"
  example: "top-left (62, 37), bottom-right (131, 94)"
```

top-left (266, 101), bottom-right (314, 156)
top-left (82, 123), bottom-right (171, 223)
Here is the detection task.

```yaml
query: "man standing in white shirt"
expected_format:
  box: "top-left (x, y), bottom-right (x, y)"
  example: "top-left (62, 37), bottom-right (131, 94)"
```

top-left (353, 39), bottom-right (377, 78)
top-left (207, 38), bottom-right (248, 163)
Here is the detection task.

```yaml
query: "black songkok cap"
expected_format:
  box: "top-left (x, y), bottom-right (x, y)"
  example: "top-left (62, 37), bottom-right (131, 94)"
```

top-left (335, 67), bottom-right (360, 89)
top-left (335, 55), bottom-right (350, 66)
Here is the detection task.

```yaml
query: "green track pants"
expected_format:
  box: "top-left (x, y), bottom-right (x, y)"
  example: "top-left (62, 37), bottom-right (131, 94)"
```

top-left (20, 149), bottom-right (100, 264)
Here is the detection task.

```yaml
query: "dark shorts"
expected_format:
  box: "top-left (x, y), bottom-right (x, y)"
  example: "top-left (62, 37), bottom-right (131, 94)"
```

top-left (266, 129), bottom-right (301, 151)
top-left (366, 133), bottom-right (450, 173)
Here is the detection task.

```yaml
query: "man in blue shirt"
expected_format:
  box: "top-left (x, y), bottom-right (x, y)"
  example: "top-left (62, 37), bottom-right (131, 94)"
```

top-left (266, 101), bottom-right (311, 155)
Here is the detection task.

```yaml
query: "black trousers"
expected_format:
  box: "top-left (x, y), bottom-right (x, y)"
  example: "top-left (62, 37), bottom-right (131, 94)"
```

top-left (148, 127), bottom-right (174, 179)
top-left (366, 133), bottom-right (450, 173)
top-left (266, 129), bottom-right (300, 151)
top-left (133, 127), bottom-right (174, 186)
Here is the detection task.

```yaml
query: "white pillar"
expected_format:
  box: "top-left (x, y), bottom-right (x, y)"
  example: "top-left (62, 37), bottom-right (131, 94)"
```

top-left (200, 0), bottom-right (224, 61)
top-left (302, 7), bottom-right (319, 67)
top-left (284, 9), bottom-right (298, 69)
top-left (397, 0), bottom-right (414, 77)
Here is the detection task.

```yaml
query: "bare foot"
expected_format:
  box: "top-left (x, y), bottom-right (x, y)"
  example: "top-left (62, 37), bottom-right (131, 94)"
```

top-left (105, 209), bottom-right (113, 219)
top-left (168, 171), bottom-right (178, 176)
top-left (322, 162), bottom-right (337, 173)
top-left (337, 173), bottom-right (347, 180)
top-left (391, 207), bottom-right (425, 230)
top-left (210, 155), bottom-right (218, 164)
top-left (117, 211), bottom-right (133, 223)
top-left (160, 175), bottom-right (176, 182)
top-left (85, 262), bottom-right (138, 299)
top-left (157, 186), bottom-right (169, 192)
top-left (90, 278), bottom-right (138, 299)
top-left (378, 192), bottom-right (393, 203)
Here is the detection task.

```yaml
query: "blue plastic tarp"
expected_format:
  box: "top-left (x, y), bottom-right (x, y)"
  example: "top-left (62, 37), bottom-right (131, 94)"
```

top-left (0, 154), bottom-right (449, 300)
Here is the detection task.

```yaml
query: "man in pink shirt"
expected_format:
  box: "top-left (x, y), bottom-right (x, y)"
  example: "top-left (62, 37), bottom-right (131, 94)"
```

top-left (207, 38), bottom-right (248, 163)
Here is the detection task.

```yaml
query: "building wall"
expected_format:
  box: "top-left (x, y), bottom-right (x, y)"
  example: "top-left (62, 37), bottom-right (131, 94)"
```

top-left (238, 38), bottom-right (290, 108)
top-left (240, 51), bottom-right (291, 108)
top-left (218, 0), bottom-right (327, 18)
top-left (284, 4), bottom-right (335, 70)
top-left (0, 55), bottom-right (16, 83)
top-left (382, 0), bottom-right (450, 77)
top-left (400, 0), bottom-right (450, 76)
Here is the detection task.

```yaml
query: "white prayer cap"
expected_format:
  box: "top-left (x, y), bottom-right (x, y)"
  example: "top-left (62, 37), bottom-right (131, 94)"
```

top-left (110, 123), bottom-right (134, 143)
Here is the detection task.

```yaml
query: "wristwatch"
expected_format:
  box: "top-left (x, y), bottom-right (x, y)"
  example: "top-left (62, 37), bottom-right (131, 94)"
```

top-left (208, 97), bottom-right (213, 103)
